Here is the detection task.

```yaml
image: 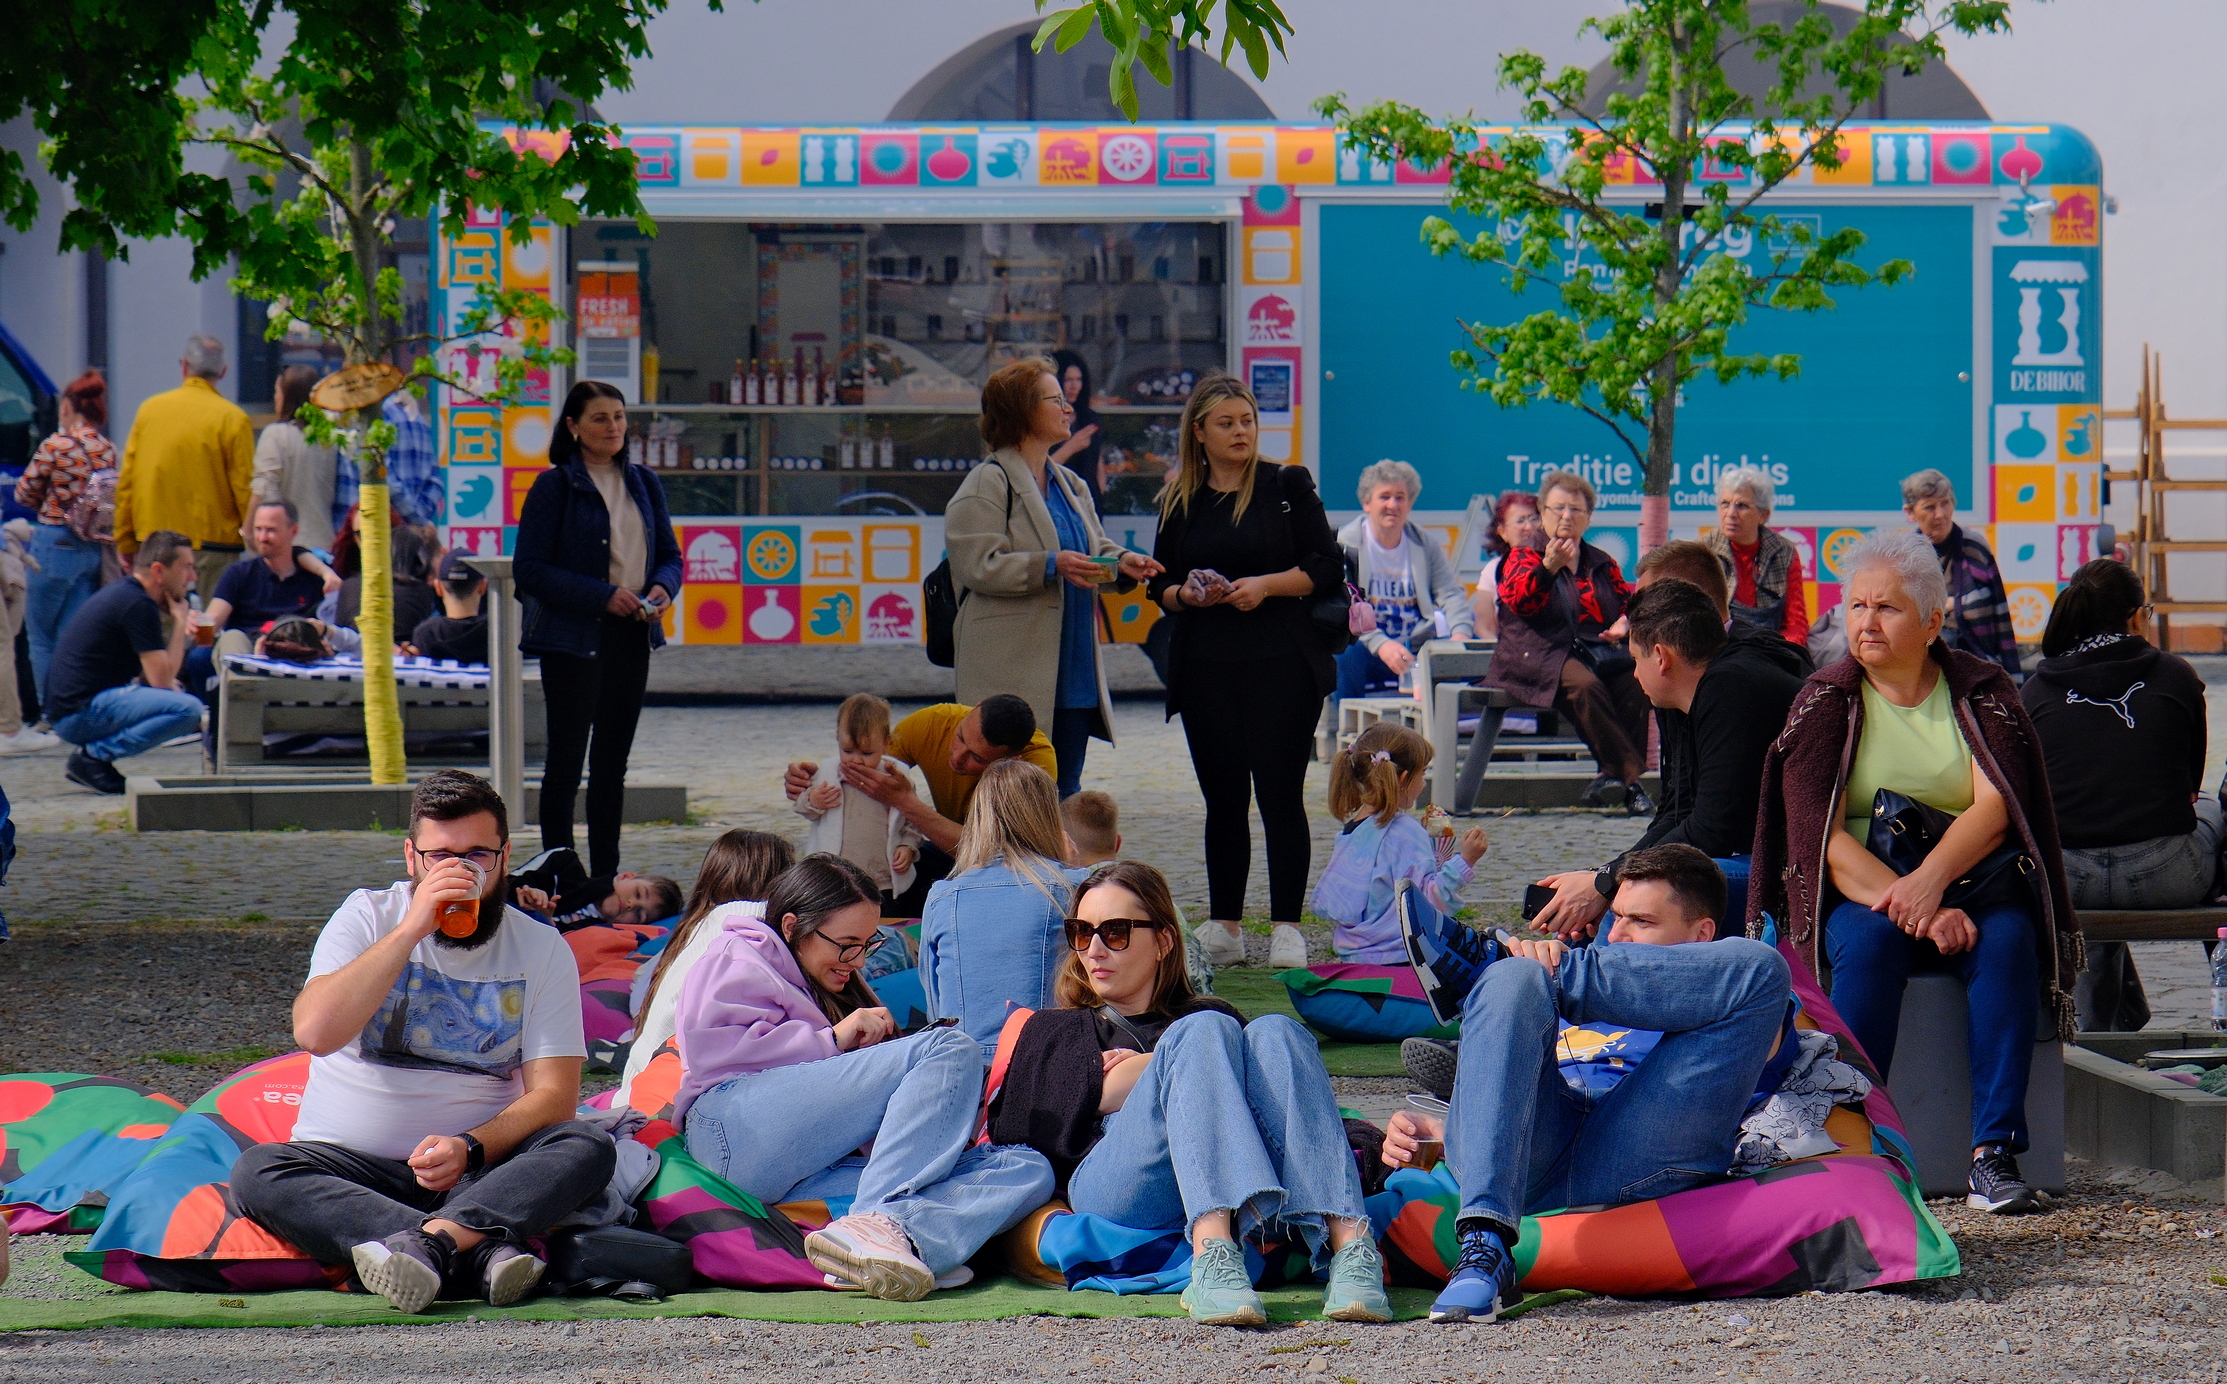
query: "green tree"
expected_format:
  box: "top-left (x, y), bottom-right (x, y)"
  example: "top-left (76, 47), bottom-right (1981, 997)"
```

top-left (1031, 0), bottom-right (1294, 116)
top-left (1322, 0), bottom-right (2009, 548)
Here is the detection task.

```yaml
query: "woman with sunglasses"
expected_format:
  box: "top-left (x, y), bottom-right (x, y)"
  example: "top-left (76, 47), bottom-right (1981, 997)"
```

top-left (987, 861), bottom-right (1391, 1328)
top-left (674, 854), bottom-right (1054, 1301)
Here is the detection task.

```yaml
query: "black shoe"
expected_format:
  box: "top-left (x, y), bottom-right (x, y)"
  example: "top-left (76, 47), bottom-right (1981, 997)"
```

top-left (1403, 1037), bottom-right (1460, 1102)
top-left (1966, 1145), bottom-right (2041, 1214)
top-left (1579, 773), bottom-right (1624, 809)
top-left (463, 1238), bottom-right (547, 1307)
top-left (64, 749), bottom-right (126, 795)
top-left (1624, 783), bottom-right (1656, 817)
top-left (351, 1227), bottom-right (456, 1312)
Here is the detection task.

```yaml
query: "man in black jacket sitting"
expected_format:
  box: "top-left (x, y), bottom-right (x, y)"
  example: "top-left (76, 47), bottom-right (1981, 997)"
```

top-left (1530, 575), bottom-right (1807, 938)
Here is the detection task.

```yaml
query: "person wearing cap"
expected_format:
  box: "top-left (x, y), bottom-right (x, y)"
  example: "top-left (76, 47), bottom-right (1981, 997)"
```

top-left (410, 552), bottom-right (489, 664)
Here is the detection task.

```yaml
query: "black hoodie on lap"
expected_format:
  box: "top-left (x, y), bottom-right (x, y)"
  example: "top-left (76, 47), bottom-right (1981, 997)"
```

top-left (2020, 636), bottom-right (2207, 849)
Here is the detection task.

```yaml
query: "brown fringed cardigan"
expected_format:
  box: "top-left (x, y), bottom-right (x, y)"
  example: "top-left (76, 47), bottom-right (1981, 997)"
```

top-left (1745, 643), bottom-right (2082, 1039)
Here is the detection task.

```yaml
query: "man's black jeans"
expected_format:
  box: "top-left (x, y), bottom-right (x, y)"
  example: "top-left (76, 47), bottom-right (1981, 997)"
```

top-left (232, 1120), bottom-right (617, 1265)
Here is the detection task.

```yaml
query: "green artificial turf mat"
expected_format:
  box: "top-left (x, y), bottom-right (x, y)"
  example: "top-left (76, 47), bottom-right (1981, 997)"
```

top-left (0, 1277), bottom-right (1479, 1332)
top-left (1207, 968), bottom-right (1412, 1078)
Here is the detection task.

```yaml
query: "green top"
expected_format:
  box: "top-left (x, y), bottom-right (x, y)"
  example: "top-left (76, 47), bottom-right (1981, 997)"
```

top-left (1844, 673), bottom-right (1974, 838)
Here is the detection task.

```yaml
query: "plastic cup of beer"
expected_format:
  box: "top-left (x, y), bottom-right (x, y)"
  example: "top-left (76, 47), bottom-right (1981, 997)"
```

top-left (192, 614), bottom-right (216, 646)
top-left (436, 859), bottom-right (487, 938)
top-left (1410, 1138), bottom-right (1446, 1172)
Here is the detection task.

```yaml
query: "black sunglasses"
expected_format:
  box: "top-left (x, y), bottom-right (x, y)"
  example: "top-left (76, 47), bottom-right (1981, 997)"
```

top-left (1064, 917), bottom-right (1162, 952)
top-left (808, 927), bottom-right (888, 964)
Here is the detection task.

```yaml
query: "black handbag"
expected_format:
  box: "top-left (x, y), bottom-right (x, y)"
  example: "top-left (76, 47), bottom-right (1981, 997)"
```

top-left (1557, 572), bottom-right (1634, 680)
top-left (542, 1225), bottom-right (696, 1301)
top-left (1267, 467), bottom-right (1357, 654)
top-left (1864, 788), bottom-right (2035, 915)
top-left (923, 463), bottom-right (1016, 668)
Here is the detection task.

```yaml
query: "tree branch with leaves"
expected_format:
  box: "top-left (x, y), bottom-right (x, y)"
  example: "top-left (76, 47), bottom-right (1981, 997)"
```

top-left (1325, 0), bottom-right (2010, 549)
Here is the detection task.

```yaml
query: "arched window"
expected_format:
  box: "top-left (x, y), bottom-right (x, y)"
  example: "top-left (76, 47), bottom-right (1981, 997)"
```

top-left (889, 22), bottom-right (1275, 122)
top-left (1584, 1), bottom-right (1988, 120)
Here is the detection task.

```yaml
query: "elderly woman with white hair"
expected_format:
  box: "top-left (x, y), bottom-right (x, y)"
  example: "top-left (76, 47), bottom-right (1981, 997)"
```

top-left (1705, 465), bottom-right (1808, 646)
top-left (1748, 528), bottom-right (2076, 1219)
top-left (1332, 460), bottom-right (1474, 703)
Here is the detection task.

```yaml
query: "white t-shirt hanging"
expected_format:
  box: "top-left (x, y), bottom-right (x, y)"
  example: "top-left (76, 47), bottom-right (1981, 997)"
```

top-left (293, 881), bottom-right (586, 1160)
top-left (1364, 531), bottom-right (1421, 643)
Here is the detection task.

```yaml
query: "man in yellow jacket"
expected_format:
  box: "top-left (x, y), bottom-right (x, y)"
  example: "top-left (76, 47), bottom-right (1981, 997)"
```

top-left (116, 335), bottom-right (256, 600)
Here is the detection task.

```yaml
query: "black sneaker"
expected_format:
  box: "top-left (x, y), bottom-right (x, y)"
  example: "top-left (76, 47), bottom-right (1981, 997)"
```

top-left (351, 1227), bottom-right (456, 1312)
top-left (1579, 774), bottom-right (1624, 809)
top-left (464, 1238), bottom-right (546, 1307)
top-left (1624, 783), bottom-right (1656, 817)
top-left (63, 749), bottom-right (126, 795)
top-left (1966, 1145), bottom-right (2041, 1214)
top-left (1402, 1037), bottom-right (1460, 1102)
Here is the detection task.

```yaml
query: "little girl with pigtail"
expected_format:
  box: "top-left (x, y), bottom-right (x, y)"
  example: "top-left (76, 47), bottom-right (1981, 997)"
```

top-left (1310, 722), bottom-right (1490, 963)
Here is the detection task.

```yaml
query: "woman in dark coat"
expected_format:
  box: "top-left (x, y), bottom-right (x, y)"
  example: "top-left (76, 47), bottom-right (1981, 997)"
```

top-left (1484, 470), bottom-right (1651, 814)
top-left (513, 379), bottom-right (683, 876)
top-left (1147, 375), bottom-right (1343, 972)
top-left (1748, 528), bottom-right (2076, 1217)
top-left (1049, 348), bottom-right (1104, 508)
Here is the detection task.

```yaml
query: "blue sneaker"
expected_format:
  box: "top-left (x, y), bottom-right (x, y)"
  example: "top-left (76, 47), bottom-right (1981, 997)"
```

top-left (1429, 1223), bottom-right (1519, 1324)
top-left (1399, 881), bottom-right (1502, 1025)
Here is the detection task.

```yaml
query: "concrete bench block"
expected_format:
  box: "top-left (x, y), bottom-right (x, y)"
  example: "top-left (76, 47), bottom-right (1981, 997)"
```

top-left (2062, 1033), bottom-right (2226, 1188)
top-left (1888, 973), bottom-right (2066, 1197)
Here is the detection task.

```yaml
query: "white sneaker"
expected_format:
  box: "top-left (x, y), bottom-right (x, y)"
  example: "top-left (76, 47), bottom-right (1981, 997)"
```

top-left (1195, 921), bottom-right (1247, 968)
top-left (1267, 924), bottom-right (1309, 970)
top-left (820, 1264), bottom-right (973, 1292)
top-left (0, 729), bottom-right (58, 755)
top-left (804, 1212), bottom-right (935, 1302)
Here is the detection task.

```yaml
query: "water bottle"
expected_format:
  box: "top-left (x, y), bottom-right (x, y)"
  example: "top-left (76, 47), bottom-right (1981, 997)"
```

top-left (2211, 927), bottom-right (2226, 1031)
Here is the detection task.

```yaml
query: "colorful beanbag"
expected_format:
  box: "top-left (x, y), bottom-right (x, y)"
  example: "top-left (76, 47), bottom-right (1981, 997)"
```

top-left (66, 1053), bottom-right (338, 1293)
top-left (564, 918), bottom-right (674, 1046)
top-left (1279, 964), bottom-right (1458, 1043)
top-left (1, 1075), bottom-right (184, 1233)
top-left (629, 1122), bottom-right (823, 1289)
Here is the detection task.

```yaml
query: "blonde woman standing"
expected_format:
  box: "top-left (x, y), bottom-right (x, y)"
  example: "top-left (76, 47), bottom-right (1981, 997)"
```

top-left (1147, 375), bottom-right (1344, 970)
top-left (946, 359), bottom-right (1161, 797)
top-left (918, 758), bottom-right (1088, 1051)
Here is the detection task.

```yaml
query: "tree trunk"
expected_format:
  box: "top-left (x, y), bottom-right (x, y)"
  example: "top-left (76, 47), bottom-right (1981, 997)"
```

top-left (346, 137), bottom-right (407, 786)
top-left (1638, 10), bottom-right (1693, 557)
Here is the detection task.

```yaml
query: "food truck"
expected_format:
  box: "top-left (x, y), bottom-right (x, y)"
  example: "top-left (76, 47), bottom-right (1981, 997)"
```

top-left (433, 120), bottom-right (2102, 649)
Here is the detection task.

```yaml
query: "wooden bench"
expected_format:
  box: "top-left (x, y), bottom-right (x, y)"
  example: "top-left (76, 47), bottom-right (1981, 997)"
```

top-left (1415, 640), bottom-right (1596, 812)
top-left (2074, 908), bottom-right (2227, 943)
top-left (216, 659), bottom-right (548, 772)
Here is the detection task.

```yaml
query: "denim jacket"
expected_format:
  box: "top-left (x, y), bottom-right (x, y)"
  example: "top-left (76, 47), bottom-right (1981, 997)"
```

top-left (513, 458), bottom-right (685, 658)
top-left (920, 857), bottom-right (1088, 1053)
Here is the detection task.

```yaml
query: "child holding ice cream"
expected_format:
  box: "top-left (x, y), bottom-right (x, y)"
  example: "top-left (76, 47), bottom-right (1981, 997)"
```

top-left (1311, 722), bottom-right (1487, 963)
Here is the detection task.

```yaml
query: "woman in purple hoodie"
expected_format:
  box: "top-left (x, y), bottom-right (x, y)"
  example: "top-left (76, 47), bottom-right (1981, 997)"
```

top-left (674, 854), bottom-right (1054, 1301)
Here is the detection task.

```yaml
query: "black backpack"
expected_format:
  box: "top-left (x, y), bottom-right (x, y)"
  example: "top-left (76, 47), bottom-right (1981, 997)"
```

top-left (924, 465), bottom-right (1015, 668)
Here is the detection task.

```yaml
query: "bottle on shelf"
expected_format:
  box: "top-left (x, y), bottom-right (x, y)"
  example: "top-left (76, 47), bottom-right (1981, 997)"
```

top-left (790, 348), bottom-right (805, 407)
top-left (730, 359), bottom-right (745, 406)
top-left (812, 347), bottom-right (828, 407)
top-left (840, 436), bottom-right (857, 469)
top-left (744, 359), bottom-right (760, 406)
top-left (877, 426), bottom-right (895, 469)
top-left (642, 343), bottom-right (661, 406)
top-left (760, 357), bottom-right (778, 406)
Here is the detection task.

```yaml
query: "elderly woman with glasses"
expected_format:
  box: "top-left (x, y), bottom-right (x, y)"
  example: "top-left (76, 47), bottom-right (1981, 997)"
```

top-left (948, 358), bottom-right (1162, 799)
top-left (1706, 465), bottom-right (1809, 646)
top-left (1484, 469), bottom-right (1652, 813)
top-left (675, 853), bottom-right (1055, 1301)
top-left (1333, 459), bottom-right (1476, 702)
top-left (1749, 528), bottom-right (2075, 1218)
top-left (987, 860), bottom-right (1392, 1328)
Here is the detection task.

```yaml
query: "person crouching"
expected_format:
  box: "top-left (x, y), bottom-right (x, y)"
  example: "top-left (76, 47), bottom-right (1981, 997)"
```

top-left (232, 770), bottom-right (615, 1312)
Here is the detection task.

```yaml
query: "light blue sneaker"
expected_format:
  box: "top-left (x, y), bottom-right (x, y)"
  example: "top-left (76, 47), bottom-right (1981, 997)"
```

top-left (1181, 1236), bottom-right (1266, 1327)
top-left (1321, 1237), bottom-right (1393, 1322)
top-left (1429, 1223), bottom-right (1519, 1324)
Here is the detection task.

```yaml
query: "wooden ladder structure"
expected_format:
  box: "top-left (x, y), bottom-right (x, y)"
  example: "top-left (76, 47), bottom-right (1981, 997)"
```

top-left (2104, 346), bottom-right (2227, 644)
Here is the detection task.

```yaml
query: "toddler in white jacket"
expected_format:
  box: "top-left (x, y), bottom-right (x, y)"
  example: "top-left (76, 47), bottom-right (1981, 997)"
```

top-left (795, 693), bottom-right (923, 911)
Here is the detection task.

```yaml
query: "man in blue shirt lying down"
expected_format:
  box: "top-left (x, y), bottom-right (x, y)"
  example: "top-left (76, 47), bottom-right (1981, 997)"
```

top-left (1386, 845), bottom-right (1795, 1325)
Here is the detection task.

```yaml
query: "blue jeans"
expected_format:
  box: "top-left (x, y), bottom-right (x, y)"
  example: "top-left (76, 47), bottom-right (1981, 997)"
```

top-left (1067, 1012), bottom-right (1365, 1268)
top-left (1051, 706), bottom-right (1094, 799)
top-left (1716, 855), bottom-right (1751, 920)
top-left (1446, 938), bottom-right (1790, 1231)
top-left (1824, 898), bottom-right (2037, 1152)
top-left (681, 1025), bottom-right (1053, 1275)
top-left (51, 684), bottom-right (205, 763)
top-left (25, 524), bottom-right (102, 705)
top-left (1334, 641), bottom-right (1400, 702)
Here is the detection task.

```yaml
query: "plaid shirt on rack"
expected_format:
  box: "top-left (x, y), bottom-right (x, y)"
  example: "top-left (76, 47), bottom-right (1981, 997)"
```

top-left (1935, 524), bottom-right (2023, 678)
top-left (333, 391), bottom-right (444, 527)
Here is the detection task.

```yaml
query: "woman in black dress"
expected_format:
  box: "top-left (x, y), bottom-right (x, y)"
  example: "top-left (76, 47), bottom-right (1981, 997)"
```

top-left (1148, 375), bottom-right (1343, 970)
top-left (1049, 349), bottom-right (1104, 509)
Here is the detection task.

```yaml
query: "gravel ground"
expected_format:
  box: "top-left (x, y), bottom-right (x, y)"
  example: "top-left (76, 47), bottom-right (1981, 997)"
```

top-left (1, 1169), bottom-right (2222, 1381)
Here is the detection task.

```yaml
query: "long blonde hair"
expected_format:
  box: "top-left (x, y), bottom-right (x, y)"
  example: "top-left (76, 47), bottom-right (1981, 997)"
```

top-left (952, 758), bottom-right (1070, 905)
top-left (1159, 373), bottom-right (1261, 524)
top-left (1329, 722), bottom-right (1434, 827)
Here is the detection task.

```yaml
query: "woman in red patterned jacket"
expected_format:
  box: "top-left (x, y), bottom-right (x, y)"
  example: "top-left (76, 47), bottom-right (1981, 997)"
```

top-left (14, 371), bottom-right (117, 707)
top-left (1482, 470), bottom-right (1652, 814)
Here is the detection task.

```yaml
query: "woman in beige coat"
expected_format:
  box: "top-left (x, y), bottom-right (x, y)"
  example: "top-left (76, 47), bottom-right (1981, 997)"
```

top-left (947, 358), bottom-right (1161, 796)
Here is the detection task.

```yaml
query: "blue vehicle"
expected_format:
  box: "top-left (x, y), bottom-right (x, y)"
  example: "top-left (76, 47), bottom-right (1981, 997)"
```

top-left (0, 321), bottom-right (58, 526)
